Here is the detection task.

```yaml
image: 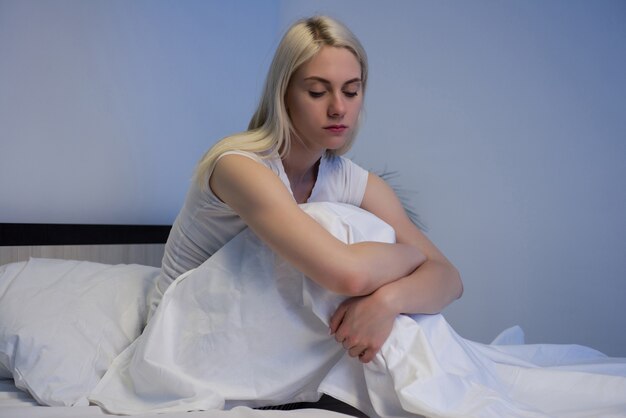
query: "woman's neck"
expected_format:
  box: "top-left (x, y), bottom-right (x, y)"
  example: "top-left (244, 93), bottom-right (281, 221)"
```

top-left (282, 145), bottom-right (324, 204)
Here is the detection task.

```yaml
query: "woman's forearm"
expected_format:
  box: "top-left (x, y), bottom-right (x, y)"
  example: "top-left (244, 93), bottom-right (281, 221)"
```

top-left (342, 241), bottom-right (426, 296)
top-left (328, 258), bottom-right (461, 363)
top-left (371, 258), bottom-right (462, 315)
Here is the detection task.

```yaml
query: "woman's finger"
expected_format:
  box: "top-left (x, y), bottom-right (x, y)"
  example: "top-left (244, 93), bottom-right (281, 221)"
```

top-left (359, 349), bottom-right (374, 363)
top-left (329, 300), bottom-right (349, 334)
top-left (348, 344), bottom-right (366, 358)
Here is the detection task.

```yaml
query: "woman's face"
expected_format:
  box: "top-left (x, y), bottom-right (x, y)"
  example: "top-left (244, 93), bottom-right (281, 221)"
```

top-left (286, 46), bottom-right (363, 154)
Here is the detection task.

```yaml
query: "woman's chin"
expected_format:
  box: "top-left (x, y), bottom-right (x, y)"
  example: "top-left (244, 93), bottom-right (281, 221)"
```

top-left (322, 135), bottom-right (351, 151)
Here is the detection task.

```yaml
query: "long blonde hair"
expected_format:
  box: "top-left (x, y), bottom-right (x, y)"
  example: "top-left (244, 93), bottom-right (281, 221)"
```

top-left (194, 16), bottom-right (368, 189)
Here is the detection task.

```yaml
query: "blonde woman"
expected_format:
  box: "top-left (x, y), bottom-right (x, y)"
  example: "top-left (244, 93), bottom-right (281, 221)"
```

top-left (156, 16), bottom-right (462, 364)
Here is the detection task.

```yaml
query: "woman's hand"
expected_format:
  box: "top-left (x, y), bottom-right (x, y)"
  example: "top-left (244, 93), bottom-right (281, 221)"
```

top-left (327, 172), bottom-right (463, 364)
top-left (329, 289), bottom-right (397, 363)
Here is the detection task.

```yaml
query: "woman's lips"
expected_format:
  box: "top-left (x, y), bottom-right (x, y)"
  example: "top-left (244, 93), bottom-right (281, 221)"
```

top-left (324, 125), bottom-right (347, 134)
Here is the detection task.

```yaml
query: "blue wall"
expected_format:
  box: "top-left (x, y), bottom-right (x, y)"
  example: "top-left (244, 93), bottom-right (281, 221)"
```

top-left (0, 0), bottom-right (279, 223)
top-left (1, 0), bottom-right (625, 355)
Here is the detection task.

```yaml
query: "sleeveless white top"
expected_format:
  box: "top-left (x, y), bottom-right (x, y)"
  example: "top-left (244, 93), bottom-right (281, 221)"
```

top-left (157, 151), bottom-right (369, 293)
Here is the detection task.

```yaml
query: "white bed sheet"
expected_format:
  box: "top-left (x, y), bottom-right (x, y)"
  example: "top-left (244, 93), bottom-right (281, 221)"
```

top-left (0, 379), bottom-right (354, 418)
top-left (2, 203), bottom-right (625, 418)
top-left (89, 203), bottom-right (626, 418)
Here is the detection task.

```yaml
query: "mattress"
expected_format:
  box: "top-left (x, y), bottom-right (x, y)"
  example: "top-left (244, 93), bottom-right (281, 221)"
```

top-left (0, 379), bottom-right (357, 418)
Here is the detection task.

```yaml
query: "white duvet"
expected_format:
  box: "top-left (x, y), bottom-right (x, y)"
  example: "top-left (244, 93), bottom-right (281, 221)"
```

top-left (89, 202), bottom-right (626, 417)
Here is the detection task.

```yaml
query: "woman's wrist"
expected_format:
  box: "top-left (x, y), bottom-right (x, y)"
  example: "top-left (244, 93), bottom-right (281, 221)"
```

top-left (372, 284), bottom-right (402, 317)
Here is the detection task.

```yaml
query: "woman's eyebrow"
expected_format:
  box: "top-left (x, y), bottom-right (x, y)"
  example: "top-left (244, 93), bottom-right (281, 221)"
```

top-left (304, 76), bottom-right (362, 86)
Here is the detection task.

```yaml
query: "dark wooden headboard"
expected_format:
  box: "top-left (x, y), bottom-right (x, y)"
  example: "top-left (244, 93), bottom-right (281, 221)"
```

top-left (0, 223), bottom-right (171, 267)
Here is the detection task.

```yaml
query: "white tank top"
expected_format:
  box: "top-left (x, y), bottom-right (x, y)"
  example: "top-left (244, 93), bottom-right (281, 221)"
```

top-left (158, 151), bottom-right (369, 291)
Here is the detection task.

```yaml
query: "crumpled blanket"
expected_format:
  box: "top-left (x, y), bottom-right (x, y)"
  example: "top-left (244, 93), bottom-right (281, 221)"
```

top-left (89, 202), bottom-right (626, 417)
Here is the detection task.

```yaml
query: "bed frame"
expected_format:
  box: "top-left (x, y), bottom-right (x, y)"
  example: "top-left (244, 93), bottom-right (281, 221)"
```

top-left (0, 223), bottom-right (171, 267)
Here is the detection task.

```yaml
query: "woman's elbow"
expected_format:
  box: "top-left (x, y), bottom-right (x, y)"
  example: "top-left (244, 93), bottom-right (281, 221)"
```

top-left (450, 264), bottom-right (463, 300)
top-left (328, 265), bottom-right (373, 296)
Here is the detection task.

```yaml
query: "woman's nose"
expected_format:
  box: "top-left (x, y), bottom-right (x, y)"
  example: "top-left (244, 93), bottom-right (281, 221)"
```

top-left (328, 94), bottom-right (346, 118)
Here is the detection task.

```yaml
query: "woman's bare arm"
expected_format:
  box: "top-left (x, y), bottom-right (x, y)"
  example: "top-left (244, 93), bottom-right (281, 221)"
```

top-left (329, 173), bottom-right (463, 362)
top-left (360, 173), bottom-right (463, 312)
top-left (209, 154), bottom-right (425, 296)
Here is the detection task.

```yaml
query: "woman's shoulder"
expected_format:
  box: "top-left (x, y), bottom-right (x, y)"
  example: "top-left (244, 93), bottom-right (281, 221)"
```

top-left (212, 149), bottom-right (289, 195)
top-left (218, 150), bottom-right (264, 164)
top-left (216, 149), bottom-right (283, 174)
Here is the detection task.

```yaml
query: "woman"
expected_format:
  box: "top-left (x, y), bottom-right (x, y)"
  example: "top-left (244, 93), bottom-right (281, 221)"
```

top-left (155, 15), bottom-right (463, 364)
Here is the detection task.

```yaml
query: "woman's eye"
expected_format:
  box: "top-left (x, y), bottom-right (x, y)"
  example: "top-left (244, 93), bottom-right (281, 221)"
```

top-left (308, 91), bottom-right (325, 98)
top-left (343, 91), bottom-right (359, 98)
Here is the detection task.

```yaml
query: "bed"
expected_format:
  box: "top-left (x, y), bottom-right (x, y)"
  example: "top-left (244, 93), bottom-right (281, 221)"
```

top-left (2, 210), bottom-right (625, 418)
top-left (0, 222), bottom-right (364, 418)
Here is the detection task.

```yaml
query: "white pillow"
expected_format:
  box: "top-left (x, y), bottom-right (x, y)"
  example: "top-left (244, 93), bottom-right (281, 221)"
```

top-left (0, 257), bottom-right (160, 406)
top-left (0, 261), bottom-right (27, 379)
